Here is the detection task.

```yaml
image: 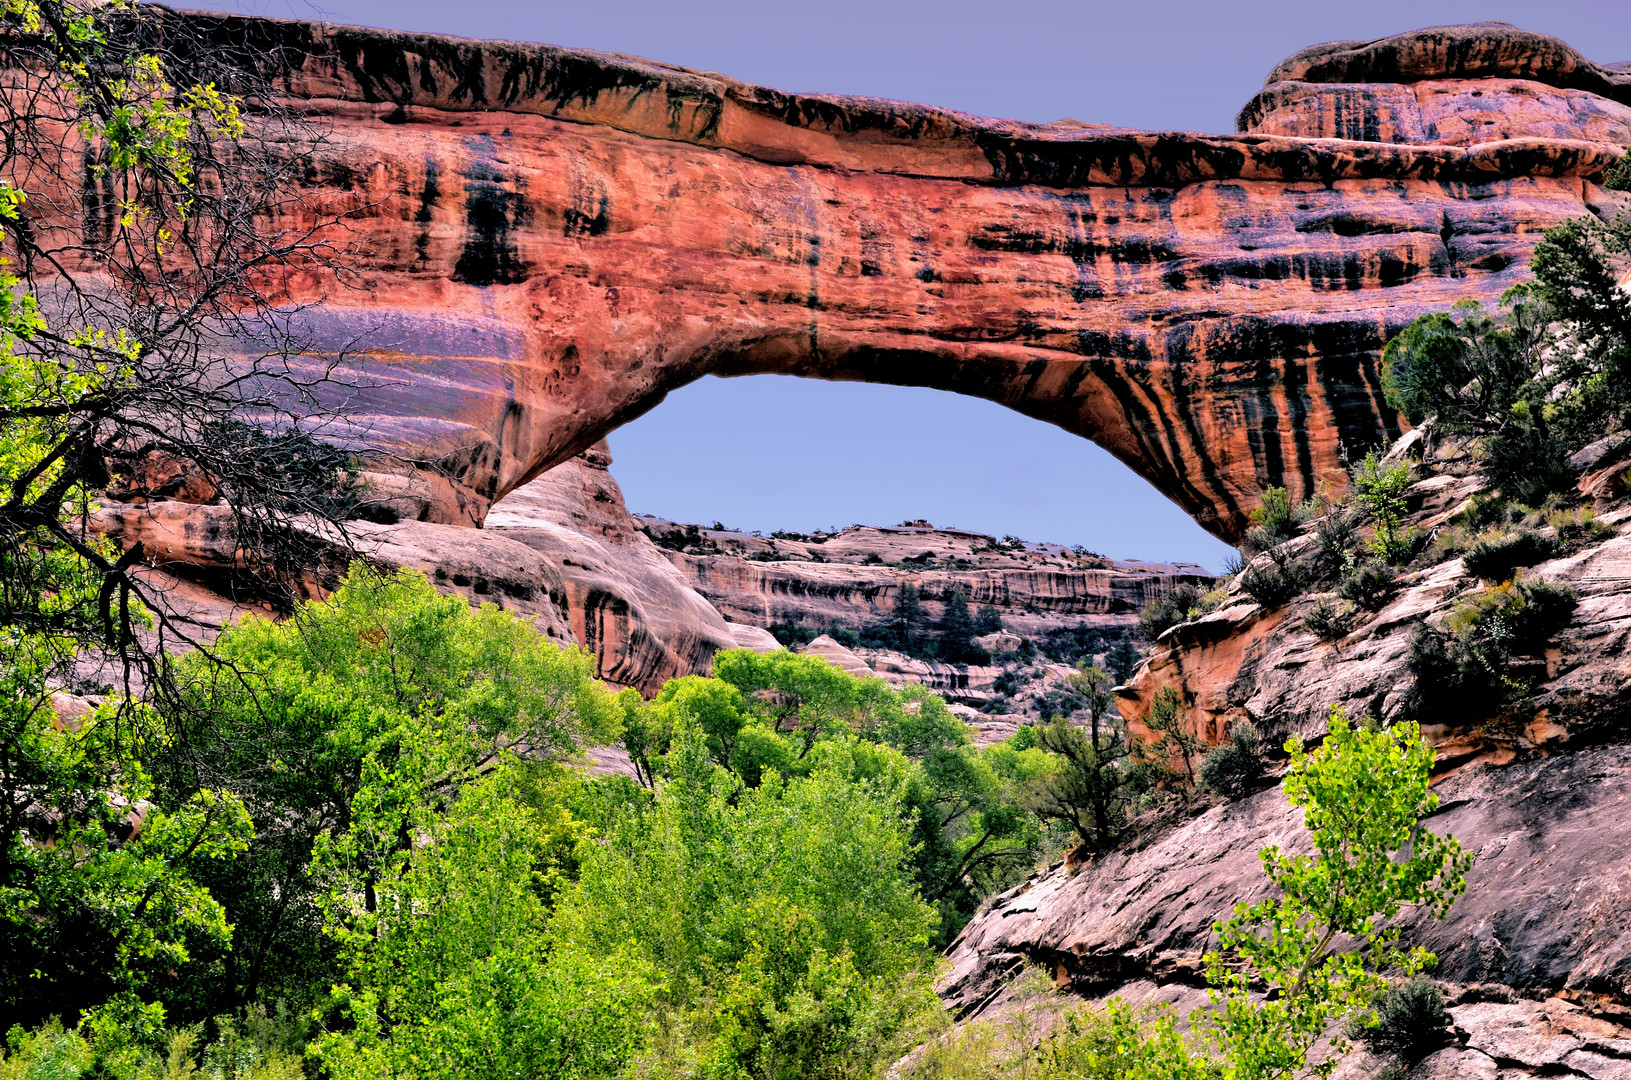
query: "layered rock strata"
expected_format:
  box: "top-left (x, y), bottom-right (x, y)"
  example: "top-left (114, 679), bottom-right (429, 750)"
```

top-left (91, 443), bottom-right (746, 692)
top-left (38, 13), bottom-right (1628, 541)
top-left (642, 518), bottom-right (1211, 641)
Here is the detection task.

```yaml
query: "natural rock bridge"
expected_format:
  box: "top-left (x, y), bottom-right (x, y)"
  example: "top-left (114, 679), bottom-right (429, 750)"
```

top-left (174, 15), bottom-right (1631, 538)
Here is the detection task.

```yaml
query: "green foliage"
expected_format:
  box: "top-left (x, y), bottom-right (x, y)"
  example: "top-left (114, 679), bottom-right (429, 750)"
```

top-left (1240, 547), bottom-right (1310, 609)
top-left (1384, 211), bottom-right (1630, 458)
top-left (1107, 634), bottom-right (1141, 684)
top-left (1187, 710), bottom-right (1470, 1080)
top-left (1141, 687), bottom-right (1203, 791)
top-left (1023, 671), bottom-right (1141, 854)
top-left (974, 605), bottom-right (1003, 635)
top-left (1200, 722), bottom-right (1266, 799)
top-left (1336, 560), bottom-right (1398, 613)
top-left (1410, 576), bottom-right (1579, 713)
top-left (1483, 424), bottom-right (1575, 505)
top-left (160, 564), bottom-right (619, 1013)
top-left (1381, 297), bottom-right (1548, 434)
top-left (553, 723), bottom-right (942, 1080)
top-left (0, 652), bottom-right (252, 1029)
top-left (939, 586), bottom-right (989, 665)
top-left (1312, 512), bottom-right (1361, 580)
top-left (314, 764), bottom-right (655, 1080)
top-left (1350, 453), bottom-right (1417, 564)
top-left (1245, 486), bottom-right (1316, 553)
top-left (1344, 976), bottom-right (1451, 1060)
top-left (1605, 153), bottom-right (1631, 192)
top-left (1139, 582), bottom-right (1221, 641)
top-left (899, 711), bottom-right (1470, 1080)
top-left (1462, 527), bottom-right (1561, 582)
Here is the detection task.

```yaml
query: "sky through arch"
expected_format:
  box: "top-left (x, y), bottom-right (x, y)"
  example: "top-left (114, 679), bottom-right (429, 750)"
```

top-left (185, 0), bottom-right (1627, 568)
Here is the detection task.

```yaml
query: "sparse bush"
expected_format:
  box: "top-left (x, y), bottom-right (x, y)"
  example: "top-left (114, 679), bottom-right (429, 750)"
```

top-left (1301, 597), bottom-right (1354, 640)
top-left (769, 621), bottom-right (819, 648)
top-left (1246, 486), bottom-right (1316, 550)
top-left (1200, 722), bottom-right (1266, 799)
top-left (1547, 507), bottom-right (1613, 543)
top-left (1352, 453), bottom-right (1417, 563)
top-left (1139, 583), bottom-right (1221, 640)
top-left (1337, 560), bottom-right (1398, 612)
top-left (1462, 528), bottom-right (1561, 581)
top-left (1605, 153), bottom-right (1631, 192)
top-left (1345, 976), bottom-right (1452, 1060)
top-left (1450, 576), bottom-right (1579, 654)
top-left (1240, 548), bottom-right (1310, 609)
top-left (1411, 576), bottom-right (1579, 711)
top-left (1313, 512), bottom-right (1361, 579)
top-left (975, 605), bottom-right (1004, 635)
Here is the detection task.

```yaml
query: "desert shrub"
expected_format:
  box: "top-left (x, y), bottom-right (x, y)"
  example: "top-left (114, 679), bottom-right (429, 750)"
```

top-left (1140, 582), bottom-right (1217, 640)
top-left (1302, 597), bottom-right (1355, 640)
top-left (1345, 976), bottom-right (1452, 1060)
top-left (1605, 153), bottom-right (1631, 192)
top-left (1411, 577), bottom-right (1579, 711)
top-left (1240, 548), bottom-right (1310, 609)
top-left (1450, 576), bottom-right (1579, 653)
top-left (769, 621), bottom-right (819, 648)
top-left (975, 605), bottom-right (1004, 634)
top-left (1547, 507), bottom-right (1613, 543)
top-left (1244, 486), bottom-right (1316, 553)
top-left (1462, 528), bottom-right (1561, 581)
top-left (1200, 722), bottom-right (1266, 799)
top-left (1337, 560), bottom-right (1398, 612)
top-left (1484, 425), bottom-right (1575, 505)
top-left (1313, 512), bottom-right (1361, 579)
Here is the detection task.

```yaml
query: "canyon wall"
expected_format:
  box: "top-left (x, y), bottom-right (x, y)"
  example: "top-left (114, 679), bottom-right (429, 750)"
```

top-left (66, 13), bottom-right (1627, 542)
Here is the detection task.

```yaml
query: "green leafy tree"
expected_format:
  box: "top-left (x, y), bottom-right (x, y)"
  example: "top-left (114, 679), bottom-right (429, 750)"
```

top-left (1107, 633), bottom-right (1141, 683)
top-left (1119, 708), bottom-right (1470, 1080)
top-left (0, 0), bottom-right (343, 1034)
top-left (1140, 686), bottom-right (1204, 792)
top-left (159, 565), bottom-right (619, 1014)
top-left (314, 764), bottom-right (656, 1080)
top-left (974, 605), bottom-right (1004, 635)
top-left (939, 585), bottom-right (988, 664)
top-left (893, 583), bottom-right (926, 653)
top-left (553, 722), bottom-right (942, 1080)
top-left (1024, 680), bottom-right (1140, 855)
top-left (1381, 296), bottom-right (1549, 435)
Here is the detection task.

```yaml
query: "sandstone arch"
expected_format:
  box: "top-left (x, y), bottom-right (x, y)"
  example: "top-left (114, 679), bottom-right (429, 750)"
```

top-left (152, 16), bottom-right (1631, 538)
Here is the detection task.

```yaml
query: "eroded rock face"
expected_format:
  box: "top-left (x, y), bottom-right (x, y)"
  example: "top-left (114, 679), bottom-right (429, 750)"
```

top-left (944, 744), bottom-right (1631, 1063)
top-left (70, 13), bottom-right (1627, 540)
top-left (644, 519), bottom-right (1211, 642)
top-left (484, 442), bottom-right (739, 689)
top-left (92, 443), bottom-right (746, 692)
top-left (1116, 473), bottom-right (1631, 760)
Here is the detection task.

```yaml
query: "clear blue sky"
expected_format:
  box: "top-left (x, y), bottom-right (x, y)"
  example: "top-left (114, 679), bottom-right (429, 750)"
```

top-left (188, 0), bottom-right (1629, 570)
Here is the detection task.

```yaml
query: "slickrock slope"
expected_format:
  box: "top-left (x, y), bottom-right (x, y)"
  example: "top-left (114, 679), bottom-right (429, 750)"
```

top-left (483, 442), bottom-right (741, 688)
top-left (70, 12), bottom-right (1627, 540)
top-left (1117, 449), bottom-right (1631, 759)
top-left (943, 746), bottom-right (1631, 1076)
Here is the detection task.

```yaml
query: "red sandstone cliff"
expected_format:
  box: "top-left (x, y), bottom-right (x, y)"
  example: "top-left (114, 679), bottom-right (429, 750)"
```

top-left (27, 13), bottom-right (1628, 542)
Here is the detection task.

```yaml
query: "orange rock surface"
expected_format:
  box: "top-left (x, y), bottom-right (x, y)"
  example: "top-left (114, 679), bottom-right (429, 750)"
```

top-left (107, 13), bottom-right (1628, 541)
